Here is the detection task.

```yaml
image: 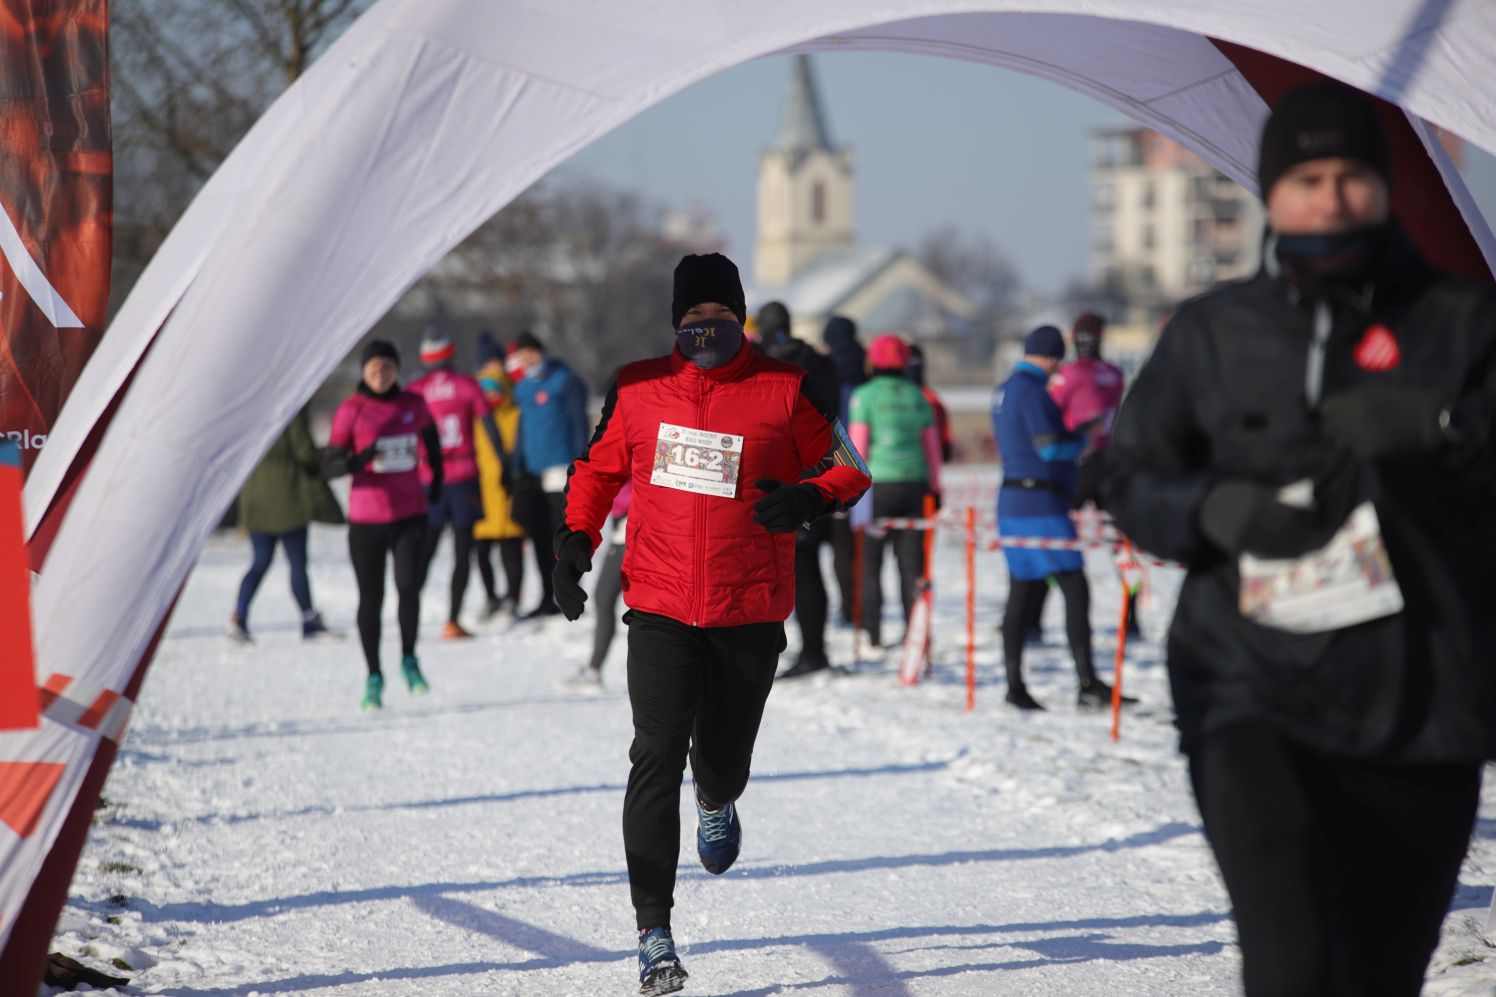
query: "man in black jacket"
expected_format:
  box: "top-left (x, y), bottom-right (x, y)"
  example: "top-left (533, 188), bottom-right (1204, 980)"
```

top-left (756, 300), bottom-right (843, 677)
top-left (1106, 82), bottom-right (1496, 996)
top-left (822, 314), bottom-right (867, 624)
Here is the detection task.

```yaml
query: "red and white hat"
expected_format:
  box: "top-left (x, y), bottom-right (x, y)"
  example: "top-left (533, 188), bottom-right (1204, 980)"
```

top-left (420, 332), bottom-right (455, 366)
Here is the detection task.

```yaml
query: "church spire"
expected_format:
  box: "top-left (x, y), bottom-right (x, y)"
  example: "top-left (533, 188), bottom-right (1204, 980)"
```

top-left (772, 55), bottom-right (831, 152)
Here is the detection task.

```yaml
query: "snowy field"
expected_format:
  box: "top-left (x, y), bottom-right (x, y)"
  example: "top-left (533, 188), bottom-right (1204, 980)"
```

top-left (45, 470), bottom-right (1496, 996)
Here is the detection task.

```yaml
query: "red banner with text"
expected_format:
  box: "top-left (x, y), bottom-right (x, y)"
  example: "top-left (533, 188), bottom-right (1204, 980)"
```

top-left (0, 440), bottom-right (34, 729)
top-left (0, 1), bottom-right (112, 474)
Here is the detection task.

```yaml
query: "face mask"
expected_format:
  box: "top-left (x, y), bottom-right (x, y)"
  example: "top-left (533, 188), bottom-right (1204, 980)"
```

top-left (1272, 224), bottom-right (1387, 287)
top-left (675, 317), bottom-right (743, 369)
top-left (1074, 333), bottom-right (1101, 360)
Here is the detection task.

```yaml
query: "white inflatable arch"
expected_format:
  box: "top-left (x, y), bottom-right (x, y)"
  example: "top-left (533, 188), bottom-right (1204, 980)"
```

top-left (6, 0), bottom-right (1496, 972)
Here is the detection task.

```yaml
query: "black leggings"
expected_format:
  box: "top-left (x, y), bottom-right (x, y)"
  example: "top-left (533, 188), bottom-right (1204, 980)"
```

top-left (1190, 724), bottom-right (1480, 996)
top-left (830, 515), bottom-right (857, 623)
top-left (420, 524), bottom-right (474, 623)
top-left (348, 516), bottom-right (427, 676)
top-left (861, 481), bottom-right (928, 645)
top-left (1002, 570), bottom-right (1096, 691)
top-left (588, 541), bottom-right (626, 671)
top-left (524, 491), bottom-right (564, 605)
top-left (794, 517), bottom-right (831, 658)
top-left (475, 537), bottom-right (525, 603)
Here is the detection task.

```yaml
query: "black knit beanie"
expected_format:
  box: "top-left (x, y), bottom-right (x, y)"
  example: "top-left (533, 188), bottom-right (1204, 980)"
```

top-left (671, 254), bottom-right (746, 328)
top-left (1257, 82), bottom-right (1390, 200)
top-left (513, 331), bottom-right (545, 353)
top-left (756, 301), bottom-right (792, 343)
top-left (361, 339), bottom-right (400, 366)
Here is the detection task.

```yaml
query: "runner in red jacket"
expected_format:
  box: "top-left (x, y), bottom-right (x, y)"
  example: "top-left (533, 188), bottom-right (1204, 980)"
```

top-left (554, 253), bottom-right (869, 996)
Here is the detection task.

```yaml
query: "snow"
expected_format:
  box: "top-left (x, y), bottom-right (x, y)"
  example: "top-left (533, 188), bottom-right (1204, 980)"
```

top-left (47, 469), bottom-right (1496, 995)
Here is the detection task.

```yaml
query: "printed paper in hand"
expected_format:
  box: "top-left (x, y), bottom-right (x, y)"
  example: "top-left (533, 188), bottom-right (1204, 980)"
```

top-left (1239, 501), bottom-right (1403, 634)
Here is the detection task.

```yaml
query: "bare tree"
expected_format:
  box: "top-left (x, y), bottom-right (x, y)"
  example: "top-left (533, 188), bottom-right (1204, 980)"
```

top-left (429, 182), bottom-right (686, 390)
top-left (112, 1), bottom-right (686, 399)
top-left (915, 223), bottom-right (1022, 323)
top-left (110, 0), bottom-right (372, 312)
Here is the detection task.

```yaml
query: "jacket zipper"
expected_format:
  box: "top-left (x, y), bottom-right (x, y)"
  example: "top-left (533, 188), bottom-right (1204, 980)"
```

top-left (692, 381), bottom-right (709, 626)
top-left (1305, 298), bottom-right (1332, 408)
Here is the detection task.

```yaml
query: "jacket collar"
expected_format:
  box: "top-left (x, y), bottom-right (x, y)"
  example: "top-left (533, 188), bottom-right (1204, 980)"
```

top-left (668, 339), bottom-right (755, 381)
top-left (357, 381), bottom-right (402, 401)
top-left (1260, 216), bottom-right (1430, 307)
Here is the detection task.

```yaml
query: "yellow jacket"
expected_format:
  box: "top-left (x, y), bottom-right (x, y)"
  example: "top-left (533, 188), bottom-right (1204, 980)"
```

top-left (474, 402), bottom-right (526, 540)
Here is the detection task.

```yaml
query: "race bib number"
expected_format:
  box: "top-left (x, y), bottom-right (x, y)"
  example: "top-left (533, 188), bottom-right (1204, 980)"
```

top-left (439, 413), bottom-right (465, 450)
top-left (1239, 500), bottom-right (1403, 634)
top-left (371, 433), bottom-right (418, 473)
top-left (650, 422), bottom-right (744, 499)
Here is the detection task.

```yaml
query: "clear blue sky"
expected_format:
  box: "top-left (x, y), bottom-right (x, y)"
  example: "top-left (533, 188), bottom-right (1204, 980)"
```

top-left (557, 51), bottom-right (1496, 296)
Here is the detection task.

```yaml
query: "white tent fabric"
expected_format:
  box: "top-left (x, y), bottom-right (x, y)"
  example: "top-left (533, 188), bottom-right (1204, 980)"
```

top-left (7, 0), bottom-right (1496, 953)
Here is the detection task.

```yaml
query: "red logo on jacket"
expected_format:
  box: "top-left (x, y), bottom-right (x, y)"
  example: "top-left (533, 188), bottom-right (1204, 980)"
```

top-left (1354, 324), bottom-right (1401, 372)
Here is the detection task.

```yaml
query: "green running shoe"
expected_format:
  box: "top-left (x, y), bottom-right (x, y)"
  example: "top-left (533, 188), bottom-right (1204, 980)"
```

top-left (361, 673), bottom-right (384, 711)
top-left (400, 655), bottom-right (429, 694)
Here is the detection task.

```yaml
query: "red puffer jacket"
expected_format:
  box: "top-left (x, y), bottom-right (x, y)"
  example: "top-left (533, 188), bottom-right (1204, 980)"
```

top-left (564, 343), bottom-right (870, 628)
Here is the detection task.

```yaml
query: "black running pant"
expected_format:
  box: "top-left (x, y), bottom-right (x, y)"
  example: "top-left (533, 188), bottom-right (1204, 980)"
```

top-left (1071, 453), bottom-right (1105, 511)
top-left (420, 524), bottom-right (474, 623)
top-left (1189, 724), bottom-right (1480, 997)
top-left (475, 537), bottom-right (525, 604)
top-left (861, 481), bottom-right (927, 646)
top-left (622, 610), bottom-right (785, 930)
top-left (587, 541), bottom-right (626, 672)
top-left (1001, 570), bottom-right (1096, 691)
top-left (830, 514), bottom-right (857, 624)
top-left (524, 491), bottom-right (564, 605)
top-left (348, 516), bottom-right (427, 676)
top-left (794, 516), bottom-right (831, 659)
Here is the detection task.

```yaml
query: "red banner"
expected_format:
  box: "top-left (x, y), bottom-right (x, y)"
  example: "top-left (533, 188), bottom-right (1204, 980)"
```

top-left (0, 439), bottom-right (35, 730)
top-left (0, 1), bottom-right (112, 474)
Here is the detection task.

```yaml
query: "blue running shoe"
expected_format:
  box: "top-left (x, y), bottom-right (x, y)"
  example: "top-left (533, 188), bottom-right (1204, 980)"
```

top-left (400, 655), bottom-right (429, 694)
top-left (695, 792), bottom-right (741, 875)
top-left (637, 927), bottom-right (687, 996)
top-left (361, 673), bottom-right (384, 711)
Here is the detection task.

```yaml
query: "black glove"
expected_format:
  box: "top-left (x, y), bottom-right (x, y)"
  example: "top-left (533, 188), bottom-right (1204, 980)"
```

top-left (1320, 382), bottom-right (1448, 459)
top-left (349, 443), bottom-right (380, 471)
top-left (928, 491), bottom-right (943, 512)
top-left (1197, 480), bottom-right (1344, 559)
top-left (427, 479), bottom-right (443, 506)
top-left (552, 530), bottom-right (593, 621)
top-left (325, 442), bottom-right (380, 478)
top-left (752, 478), bottom-right (828, 533)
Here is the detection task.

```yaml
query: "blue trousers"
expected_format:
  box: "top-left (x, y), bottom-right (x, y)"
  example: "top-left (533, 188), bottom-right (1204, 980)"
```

top-left (235, 527), bottom-right (312, 623)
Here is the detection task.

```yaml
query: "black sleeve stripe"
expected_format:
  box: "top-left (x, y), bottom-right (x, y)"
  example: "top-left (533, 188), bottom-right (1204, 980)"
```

top-left (797, 372), bottom-right (839, 426)
top-left (565, 379), bottom-right (621, 494)
top-left (421, 424), bottom-right (444, 486)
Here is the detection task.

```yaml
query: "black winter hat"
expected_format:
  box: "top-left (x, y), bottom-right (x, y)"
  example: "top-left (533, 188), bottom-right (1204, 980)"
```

top-left (1257, 82), bottom-right (1390, 200)
top-left (756, 300), bottom-right (791, 343)
top-left (361, 339), bottom-right (400, 366)
top-left (822, 314), bottom-right (857, 348)
top-left (672, 253), bottom-right (746, 328)
top-left (1023, 325), bottom-right (1066, 359)
top-left (513, 331), bottom-right (545, 353)
top-left (476, 330), bottom-right (502, 366)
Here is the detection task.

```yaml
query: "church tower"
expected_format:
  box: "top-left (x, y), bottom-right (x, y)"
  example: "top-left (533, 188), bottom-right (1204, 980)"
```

top-left (754, 56), bottom-right (855, 286)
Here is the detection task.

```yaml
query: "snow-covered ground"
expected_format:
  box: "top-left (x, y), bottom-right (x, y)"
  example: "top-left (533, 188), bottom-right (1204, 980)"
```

top-left (46, 470), bottom-right (1496, 995)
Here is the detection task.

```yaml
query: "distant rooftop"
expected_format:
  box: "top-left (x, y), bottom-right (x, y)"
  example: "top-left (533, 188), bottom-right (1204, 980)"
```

top-left (748, 245), bottom-right (899, 316)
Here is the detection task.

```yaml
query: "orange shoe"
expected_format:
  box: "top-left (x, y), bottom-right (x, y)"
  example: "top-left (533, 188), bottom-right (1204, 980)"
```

top-left (442, 620), bottom-right (474, 640)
